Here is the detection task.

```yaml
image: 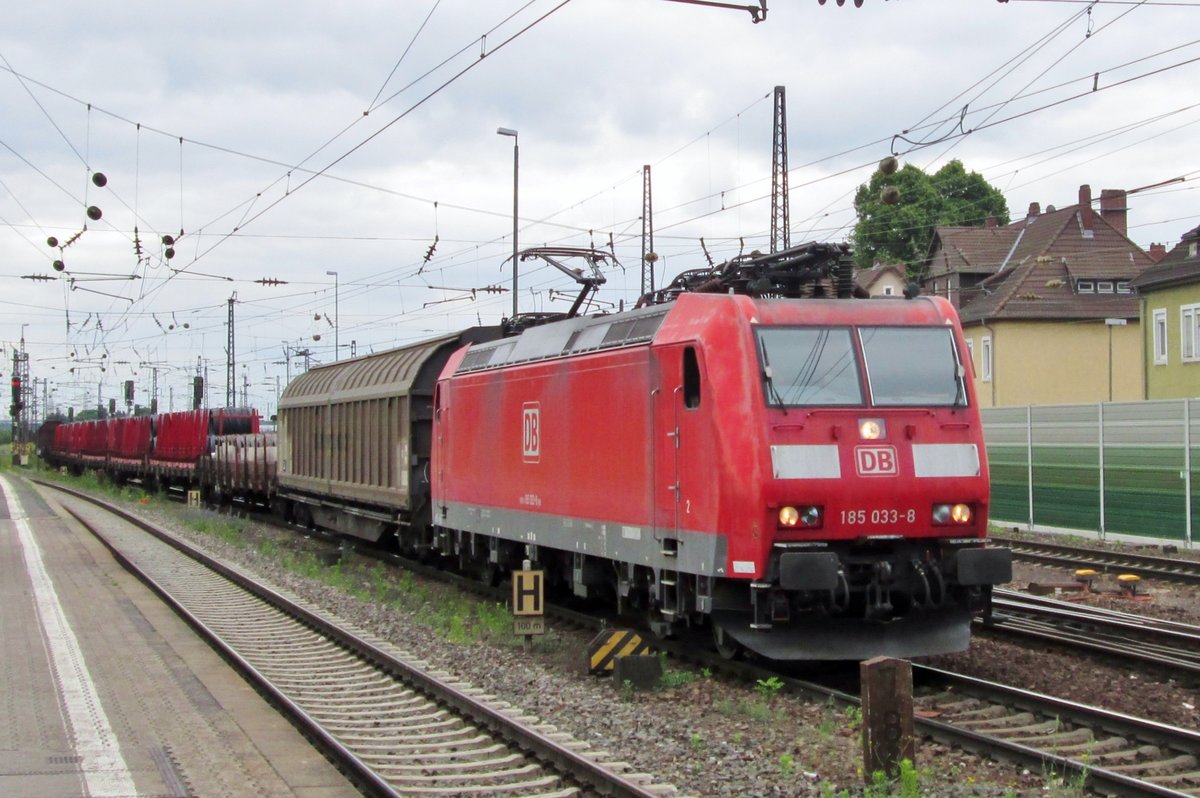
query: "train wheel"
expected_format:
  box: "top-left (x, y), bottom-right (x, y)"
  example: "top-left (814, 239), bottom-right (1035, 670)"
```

top-left (293, 503), bottom-right (315, 530)
top-left (482, 561), bottom-right (503, 588)
top-left (712, 623), bottom-right (744, 660)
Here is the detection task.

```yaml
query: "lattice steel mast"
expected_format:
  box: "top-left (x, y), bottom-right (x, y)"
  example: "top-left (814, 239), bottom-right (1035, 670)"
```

top-left (770, 85), bottom-right (790, 254)
top-left (641, 165), bottom-right (656, 297)
top-left (226, 293), bottom-right (236, 408)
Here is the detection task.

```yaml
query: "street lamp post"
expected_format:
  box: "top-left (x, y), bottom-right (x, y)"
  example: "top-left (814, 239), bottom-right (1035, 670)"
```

top-left (497, 127), bottom-right (518, 319)
top-left (326, 270), bottom-right (339, 361)
top-left (1105, 317), bottom-right (1127, 402)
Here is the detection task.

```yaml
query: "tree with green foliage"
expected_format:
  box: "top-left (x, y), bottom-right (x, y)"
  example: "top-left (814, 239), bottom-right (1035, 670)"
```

top-left (852, 159), bottom-right (1009, 275)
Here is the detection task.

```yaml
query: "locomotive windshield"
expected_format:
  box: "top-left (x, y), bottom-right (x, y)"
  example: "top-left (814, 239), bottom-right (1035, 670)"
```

top-left (860, 327), bottom-right (967, 406)
top-left (758, 325), bottom-right (967, 408)
top-left (757, 327), bottom-right (863, 406)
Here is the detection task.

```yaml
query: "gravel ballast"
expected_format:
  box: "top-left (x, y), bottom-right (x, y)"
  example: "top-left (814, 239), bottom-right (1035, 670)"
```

top-left (45, 483), bottom-right (1200, 797)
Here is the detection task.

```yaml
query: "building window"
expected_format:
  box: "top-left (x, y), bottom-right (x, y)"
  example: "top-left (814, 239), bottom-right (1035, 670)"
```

top-left (1076, 280), bottom-right (1094, 293)
top-left (1190, 242), bottom-right (1198, 258)
top-left (981, 335), bottom-right (992, 382)
top-left (1117, 281), bottom-right (1131, 294)
top-left (883, 285), bottom-right (895, 296)
top-left (1183, 304), bottom-right (1200, 363)
top-left (1153, 308), bottom-right (1168, 365)
top-left (1097, 281), bottom-right (1114, 293)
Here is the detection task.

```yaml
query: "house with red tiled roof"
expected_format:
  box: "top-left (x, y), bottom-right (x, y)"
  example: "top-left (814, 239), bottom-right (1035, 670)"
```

top-left (853, 263), bottom-right (908, 297)
top-left (923, 185), bottom-right (1155, 407)
top-left (1130, 224), bottom-right (1200, 399)
top-left (923, 221), bottom-right (1019, 309)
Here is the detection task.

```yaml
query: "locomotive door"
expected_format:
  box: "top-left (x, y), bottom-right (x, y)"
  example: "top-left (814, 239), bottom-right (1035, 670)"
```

top-left (653, 344), bottom-right (703, 539)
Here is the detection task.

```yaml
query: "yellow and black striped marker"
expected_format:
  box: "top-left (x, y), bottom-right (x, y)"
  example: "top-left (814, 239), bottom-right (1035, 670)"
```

top-left (588, 629), bottom-right (654, 675)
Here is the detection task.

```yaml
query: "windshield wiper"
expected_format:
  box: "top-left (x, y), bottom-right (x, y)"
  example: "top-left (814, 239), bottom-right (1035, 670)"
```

top-left (759, 337), bottom-right (788, 415)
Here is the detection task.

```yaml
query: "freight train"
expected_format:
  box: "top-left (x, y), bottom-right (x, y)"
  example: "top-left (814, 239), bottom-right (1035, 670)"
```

top-left (41, 407), bottom-right (265, 493)
top-left (39, 242), bottom-right (1011, 661)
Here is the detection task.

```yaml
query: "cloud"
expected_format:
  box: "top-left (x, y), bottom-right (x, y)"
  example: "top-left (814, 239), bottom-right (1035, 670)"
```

top-left (3, 0), bottom-right (1199, 413)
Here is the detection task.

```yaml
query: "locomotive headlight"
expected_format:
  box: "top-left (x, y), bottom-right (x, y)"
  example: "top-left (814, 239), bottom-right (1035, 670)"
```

top-left (779, 505), bottom-right (822, 529)
top-left (858, 418), bottom-right (886, 440)
top-left (932, 503), bottom-right (973, 525)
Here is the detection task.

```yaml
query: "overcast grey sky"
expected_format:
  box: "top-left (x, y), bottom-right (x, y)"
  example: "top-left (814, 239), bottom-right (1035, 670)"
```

top-left (3, 0), bottom-right (1198, 416)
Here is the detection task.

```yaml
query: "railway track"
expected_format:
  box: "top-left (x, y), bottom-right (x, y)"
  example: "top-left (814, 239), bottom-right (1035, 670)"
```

top-left (984, 589), bottom-right (1200, 679)
top-left (652, 632), bottom-right (1200, 797)
top-left (35, 476), bottom-right (1200, 796)
top-left (911, 665), bottom-right (1200, 797)
top-left (991, 535), bottom-right (1200, 585)
top-left (39, 480), bottom-right (679, 798)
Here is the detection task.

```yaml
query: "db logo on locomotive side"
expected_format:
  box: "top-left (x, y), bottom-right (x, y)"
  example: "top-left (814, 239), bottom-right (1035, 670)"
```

top-left (855, 445), bottom-right (897, 476)
top-left (522, 403), bottom-right (540, 463)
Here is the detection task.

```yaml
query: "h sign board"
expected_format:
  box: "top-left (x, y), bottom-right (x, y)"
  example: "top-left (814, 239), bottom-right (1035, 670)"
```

top-left (512, 569), bottom-right (544, 616)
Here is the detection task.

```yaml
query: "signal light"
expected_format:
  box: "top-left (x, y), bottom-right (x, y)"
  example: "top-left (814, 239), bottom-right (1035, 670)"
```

top-left (9, 378), bottom-right (22, 416)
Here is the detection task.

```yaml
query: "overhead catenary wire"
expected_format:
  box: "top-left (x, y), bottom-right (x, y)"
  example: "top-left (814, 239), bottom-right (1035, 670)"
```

top-left (6, 3), bottom-right (1199, 408)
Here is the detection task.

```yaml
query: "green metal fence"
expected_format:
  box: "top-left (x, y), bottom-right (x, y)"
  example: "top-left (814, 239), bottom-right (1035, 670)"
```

top-left (983, 400), bottom-right (1198, 544)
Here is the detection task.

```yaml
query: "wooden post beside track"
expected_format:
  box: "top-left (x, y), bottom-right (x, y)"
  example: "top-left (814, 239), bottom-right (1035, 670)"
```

top-left (860, 656), bottom-right (915, 782)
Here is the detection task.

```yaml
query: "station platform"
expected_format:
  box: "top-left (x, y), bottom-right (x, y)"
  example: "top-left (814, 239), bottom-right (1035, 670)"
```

top-left (0, 473), bottom-right (359, 798)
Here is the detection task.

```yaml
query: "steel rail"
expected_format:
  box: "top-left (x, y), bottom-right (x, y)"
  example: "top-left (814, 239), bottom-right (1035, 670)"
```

top-left (55, 504), bottom-right (405, 798)
top-left (36, 479), bottom-right (672, 798)
top-left (982, 589), bottom-right (1200, 677)
top-left (35, 476), bottom-right (1200, 796)
top-left (911, 665), bottom-right (1200, 798)
top-left (992, 535), bottom-right (1200, 585)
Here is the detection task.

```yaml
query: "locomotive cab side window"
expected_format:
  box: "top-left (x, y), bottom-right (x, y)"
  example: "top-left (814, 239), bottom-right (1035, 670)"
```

top-left (683, 346), bottom-right (701, 409)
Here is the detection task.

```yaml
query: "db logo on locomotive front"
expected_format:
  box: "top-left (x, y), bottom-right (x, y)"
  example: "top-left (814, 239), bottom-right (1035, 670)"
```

top-left (855, 445), bottom-right (897, 477)
top-left (522, 403), bottom-right (540, 463)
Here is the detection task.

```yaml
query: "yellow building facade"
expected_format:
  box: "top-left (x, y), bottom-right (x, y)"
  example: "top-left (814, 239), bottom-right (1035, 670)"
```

top-left (962, 320), bottom-right (1143, 407)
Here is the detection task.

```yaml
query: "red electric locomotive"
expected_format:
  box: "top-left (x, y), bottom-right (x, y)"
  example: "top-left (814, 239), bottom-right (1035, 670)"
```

top-left (432, 244), bottom-right (1010, 660)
